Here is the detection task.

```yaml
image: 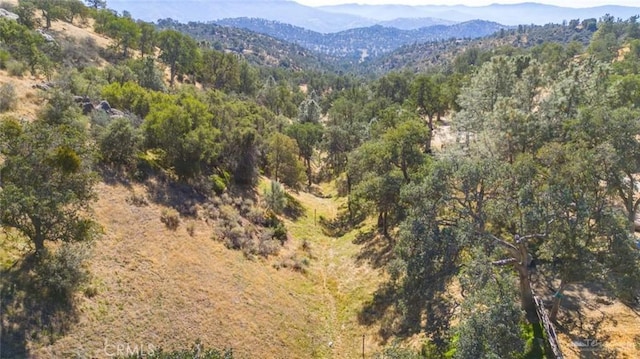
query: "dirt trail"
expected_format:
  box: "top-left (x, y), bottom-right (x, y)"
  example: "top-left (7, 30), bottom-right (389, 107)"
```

top-left (282, 186), bottom-right (385, 358)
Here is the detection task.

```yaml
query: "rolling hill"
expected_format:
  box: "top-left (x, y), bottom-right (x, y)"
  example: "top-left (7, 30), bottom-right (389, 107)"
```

top-left (215, 18), bottom-right (507, 62)
top-left (319, 2), bottom-right (640, 27)
top-left (108, 0), bottom-right (640, 33)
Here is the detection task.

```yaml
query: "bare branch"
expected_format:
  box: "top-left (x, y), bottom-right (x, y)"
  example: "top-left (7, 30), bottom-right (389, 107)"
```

top-left (519, 233), bottom-right (547, 241)
top-left (493, 258), bottom-right (518, 266)
top-left (488, 233), bottom-right (517, 251)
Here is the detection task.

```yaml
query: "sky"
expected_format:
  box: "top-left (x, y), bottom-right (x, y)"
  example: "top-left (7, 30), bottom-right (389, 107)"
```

top-left (295, 0), bottom-right (640, 7)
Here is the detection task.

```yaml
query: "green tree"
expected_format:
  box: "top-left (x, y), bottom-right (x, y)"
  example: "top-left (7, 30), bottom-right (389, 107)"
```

top-left (137, 21), bottom-right (156, 58)
top-left (157, 29), bottom-right (199, 87)
top-left (324, 95), bottom-right (367, 176)
top-left (410, 74), bottom-right (447, 153)
top-left (143, 97), bottom-right (220, 179)
top-left (93, 8), bottom-right (117, 34)
top-left (286, 122), bottom-right (323, 188)
top-left (238, 60), bottom-right (258, 96)
top-left (264, 180), bottom-right (286, 214)
top-left (105, 16), bottom-right (140, 57)
top-left (376, 71), bottom-right (411, 104)
top-left (198, 49), bottom-right (241, 92)
top-left (0, 18), bottom-right (47, 74)
top-left (231, 129), bottom-right (260, 186)
top-left (84, 0), bottom-right (106, 9)
top-left (266, 132), bottom-right (304, 189)
top-left (66, 0), bottom-right (89, 24)
top-left (0, 118), bottom-right (97, 254)
top-left (454, 256), bottom-right (525, 359)
top-left (297, 97), bottom-right (321, 124)
top-left (30, 0), bottom-right (69, 28)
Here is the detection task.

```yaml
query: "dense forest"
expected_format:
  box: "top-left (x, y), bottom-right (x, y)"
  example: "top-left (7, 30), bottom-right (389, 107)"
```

top-left (1, 0), bottom-right (640, 358)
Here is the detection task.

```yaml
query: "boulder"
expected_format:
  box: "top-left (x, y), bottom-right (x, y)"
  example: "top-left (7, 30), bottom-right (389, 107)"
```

top-left (74, 95), bottom-right (90, 103)
top-left (109, 108), bottom-right (125, 118)
top-left (0, 9), bottom-right (19, 21)
top-left (97, 100), bottom-right (111, 112)
top-left (82, 102), bottom-right (95, 115)
top-left (36, 29), bottom-right (56, 43)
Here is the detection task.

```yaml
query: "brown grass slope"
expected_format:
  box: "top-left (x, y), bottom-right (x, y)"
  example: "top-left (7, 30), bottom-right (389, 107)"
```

top-left (23, 179), bottom-right (384, 358)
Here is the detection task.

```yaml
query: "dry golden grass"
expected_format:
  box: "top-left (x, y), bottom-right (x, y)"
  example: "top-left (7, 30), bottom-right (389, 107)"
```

top-left (554, 284), bottom-right (640, 359)
top-left (24, 178), bottom-right (384, 358)
top-left (0, 71), bottom-right (44, 120)
top-left (31, 182), bottom-right (322, 357)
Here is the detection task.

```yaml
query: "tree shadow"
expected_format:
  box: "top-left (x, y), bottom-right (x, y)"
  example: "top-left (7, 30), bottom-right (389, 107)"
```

top-left (358, 282), bottom-right (399, 344)
top-left (144, 177), bottom-right (208, 217)
top-left (283, 192), bottom-right (305, 220)
top-left (98, 165), bottom-right (134, 188)
top-left (353, 229), bottom-right (395, 269)
top-left (318, 208), bottom-right (365, 238)
top-left (0, 253), bottom-right (81, 358)
top-left (549, 282), bottom-right (625, 359)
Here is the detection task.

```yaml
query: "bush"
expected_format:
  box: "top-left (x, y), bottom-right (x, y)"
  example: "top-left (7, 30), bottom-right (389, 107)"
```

top-left (0, 82), bottom-right (17, 112)
top-left (265, 211), bottom-right (287, 243)
top-left (264, 180), bottom-right (286, 214)
top-left (0, 49), bottom-right (10, 69)
top-left (258, 232), bottom-right (281, 257)
top-left (99, 117), bottom-right (142, 168)
top-left (6, 60), bottom-right (26, 77)
top-left (186, 222), bottom-right (195, 237)
top-left (34, 244), bottom-right (89, 302)
top-left (273, 254), bottom-right (308, 273)
top-left (219, 204), bottom-right (241, 225)
top-left (246, 206), bottom-right (266, 225)
top-left (223, 225), bottom-right (250, 250)
top-left (210, 174), bottom-right (228, 195)
top-left (127, 192), bottom-right (149, 207)
top-left (160, 208), bottom-right (180, 230)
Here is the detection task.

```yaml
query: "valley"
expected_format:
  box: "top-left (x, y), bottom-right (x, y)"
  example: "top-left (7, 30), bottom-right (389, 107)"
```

top-left (1, 1), bottom-right (640, 359)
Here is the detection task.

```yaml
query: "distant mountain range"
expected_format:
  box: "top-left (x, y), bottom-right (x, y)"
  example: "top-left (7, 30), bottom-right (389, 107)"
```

top-left (320, 2), bottom-right (640, 26)
top-left (107, 1), bottom-right (640, 33)
top-left (215, 18), bottom-right (506, 61)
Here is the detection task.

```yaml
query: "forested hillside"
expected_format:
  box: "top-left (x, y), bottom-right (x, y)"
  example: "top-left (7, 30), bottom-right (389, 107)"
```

top-left (215, 18), bottom-right (506, 61)
top-left (364, 19), bottom-right (599, 73)
top-left (1, 1), bottom-right (639, 359)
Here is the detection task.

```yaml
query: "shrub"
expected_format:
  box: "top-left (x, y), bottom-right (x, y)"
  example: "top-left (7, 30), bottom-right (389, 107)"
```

top-left (264, 180), bottom-right (286, 214)
top-left (34, 244), bottom-right (89, 302)
top-left (0, 49), bottom-right (10, 69)
top-left (127, 192), bottom-right (149, 207)
top-left (210, 174), bottom-right (227, 195)
top-left (239, 198), bottom-right (254, 215)
top-left (223, 225), bottom-right (249, 250)
top-left (6, 60), bottom-right (26, 77)
top-left (90, 108), bottom-right (111, 128)
top-left (186, 222), bottom-right (195, 237)
top-left (160, 208), bottom-right (180, 230)
top-left (100, 117), bottom-right (142, 168)
top-left (257, 230), bottom-right (280, 257)
top-left (219, 204), bottom-right (241, 225)
top-left (0, 82), bottom-right (17, 112)
top-left (246, 206), bottom-right (266, 225)
top-left (265, 211), bottom-right (287, 243)
top-left (273, 254), bottom-right (308, 273)
top-left (301, 239), bottom-right (311, 253)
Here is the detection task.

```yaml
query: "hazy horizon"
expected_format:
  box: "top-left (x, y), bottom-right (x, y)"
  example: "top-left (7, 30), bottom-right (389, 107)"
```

top-left (295, 0), bottom-right (640, 7)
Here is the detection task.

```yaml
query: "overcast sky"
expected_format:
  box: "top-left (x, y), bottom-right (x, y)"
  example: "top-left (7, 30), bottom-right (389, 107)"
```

top-left (295, 0), bottom-right (640, 7)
